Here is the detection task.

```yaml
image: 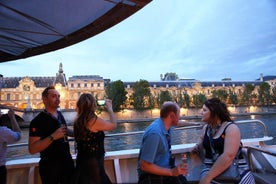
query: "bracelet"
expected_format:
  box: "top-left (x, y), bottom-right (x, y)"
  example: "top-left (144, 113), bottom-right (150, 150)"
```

top-left (47, 135), bottom-right (54, 141)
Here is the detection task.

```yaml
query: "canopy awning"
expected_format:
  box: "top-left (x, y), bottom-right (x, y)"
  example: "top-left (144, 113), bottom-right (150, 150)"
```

top-left (0, 0), bottom-right (152, 62)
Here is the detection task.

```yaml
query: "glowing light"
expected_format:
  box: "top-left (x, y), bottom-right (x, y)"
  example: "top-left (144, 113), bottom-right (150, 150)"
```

top-left (180, 107), bottom-right (188, 116)
top-left (151, 108), bottom-right (159, 117)
top-left (250, 115), bottom-right (256, 119)
top-left (55, 83), bottom-right (65, 99)
top-left (228, 106), bottom-right (236, 114)
top-left (249, 106), bottom-right (257, 113)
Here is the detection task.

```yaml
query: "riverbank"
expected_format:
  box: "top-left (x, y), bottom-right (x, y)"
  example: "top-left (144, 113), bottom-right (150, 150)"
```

top-left (117, 111), bottom-right (276, 123)
top-left (8, 106), bottom-right (276, 127)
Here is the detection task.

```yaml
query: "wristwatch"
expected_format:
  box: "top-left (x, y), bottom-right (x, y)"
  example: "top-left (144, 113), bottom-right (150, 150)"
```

top-left (47, 135), bottom-right (54, 141)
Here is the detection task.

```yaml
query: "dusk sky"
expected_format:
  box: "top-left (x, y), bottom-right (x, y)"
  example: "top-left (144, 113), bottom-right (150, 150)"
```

top-left (1, 0), bottom-right (276, 82)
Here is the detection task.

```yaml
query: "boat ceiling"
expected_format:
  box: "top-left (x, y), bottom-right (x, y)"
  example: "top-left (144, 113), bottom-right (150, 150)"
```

top-left (0, 0), bottom-right (151, 63)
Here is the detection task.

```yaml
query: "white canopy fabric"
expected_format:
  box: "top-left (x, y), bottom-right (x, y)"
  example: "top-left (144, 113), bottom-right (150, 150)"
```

top-left (0, 0), bottom-right (151, 62)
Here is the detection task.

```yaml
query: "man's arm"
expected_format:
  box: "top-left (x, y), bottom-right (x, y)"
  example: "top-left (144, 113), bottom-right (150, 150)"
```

top-left (28, 136), bottom-right (53, 154)
top-left (140, 160), bottom-right (183, 176)
top-left (28, 126), bottom-right (67, 154)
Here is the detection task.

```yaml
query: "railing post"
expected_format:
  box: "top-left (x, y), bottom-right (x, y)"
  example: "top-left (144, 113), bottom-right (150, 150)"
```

top-left (28, 166), bottom-right (35, 184)
top-left (114, 158), bottom-right (122, 183)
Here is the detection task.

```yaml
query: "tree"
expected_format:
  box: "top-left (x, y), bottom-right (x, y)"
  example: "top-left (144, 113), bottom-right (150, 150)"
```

top-left (105, 80), bottom-right (127, 112)
top-left (271, 86), bottom-right (276, 104)
top-left (211, 89), bottom-right (228, 102)
top-left (148, 94), bottom-right (155, 109)
top-left (258, 82), bottom-right (271, 106)
top-left (183, 93), bottom-right (190, 108)
top-left (240, 84), bottom-right (255, 105)
top-left (228, 90), bottom-right (238, 106)
top-left (177, 92), bottom-right (190, 108)
top-left (159, 90), bottom-right (172, 107)
top-left (132, 79), bottom-right (151, 111)
top-left (192, 93), bottom-right (207, 108)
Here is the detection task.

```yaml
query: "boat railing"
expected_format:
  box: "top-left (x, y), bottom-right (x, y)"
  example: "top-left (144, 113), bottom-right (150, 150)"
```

top-left (235, 119), bottom-right (273, 146)
top-left (246, 145), bottom-right (276, 184)
top-left (6, 119), bottom-right (274, 184)
top-left (106, 123), bottom-right (204, 137)
top-left (235, 119), bottom-right (270, 136)
top-left (7, 119), bottom-right (271, 148)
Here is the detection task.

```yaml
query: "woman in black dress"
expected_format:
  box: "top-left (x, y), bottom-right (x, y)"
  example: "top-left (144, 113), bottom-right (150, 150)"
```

top-left (73, 94), bottom-right (117, 184)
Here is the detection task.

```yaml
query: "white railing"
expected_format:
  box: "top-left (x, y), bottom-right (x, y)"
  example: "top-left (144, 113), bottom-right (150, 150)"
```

top-left (6, 119), bottom-right (274, 184)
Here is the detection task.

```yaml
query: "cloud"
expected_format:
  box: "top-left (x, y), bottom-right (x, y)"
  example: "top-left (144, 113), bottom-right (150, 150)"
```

top-left (1, 0), bottom-right (276, 82)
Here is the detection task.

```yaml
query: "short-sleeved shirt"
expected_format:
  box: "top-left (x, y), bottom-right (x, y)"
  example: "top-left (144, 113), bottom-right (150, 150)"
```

top-left (0, 126), bottom-right (21, 166)
top-left (137, 118), bottom-right (172, 175)
top-left (29, 111), bottom-right (72, 161)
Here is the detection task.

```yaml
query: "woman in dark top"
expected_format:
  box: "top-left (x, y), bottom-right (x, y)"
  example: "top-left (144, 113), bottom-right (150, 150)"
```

top-left (72, 94), bottom-right (117, 184)
top-left (192, 98), bottom-right (255, 184)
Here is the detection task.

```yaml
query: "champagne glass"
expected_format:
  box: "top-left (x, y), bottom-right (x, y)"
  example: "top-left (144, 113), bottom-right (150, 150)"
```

top-left (181, 153), bottom-right (190, 177)
top-left (60, 124), bottom-right (68, 142)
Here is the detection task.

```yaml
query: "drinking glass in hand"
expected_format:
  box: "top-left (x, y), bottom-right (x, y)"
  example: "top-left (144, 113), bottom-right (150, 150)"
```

top-left (60, 124), bottom-right (68, 143)
top-left (181, 153), bottom-right (188, 164)
top-left (181, 153), bottom-right (189, 177)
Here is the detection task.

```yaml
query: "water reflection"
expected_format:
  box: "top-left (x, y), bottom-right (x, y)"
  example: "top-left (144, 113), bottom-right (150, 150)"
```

top-left (6, 114), bottom-right (276, 161)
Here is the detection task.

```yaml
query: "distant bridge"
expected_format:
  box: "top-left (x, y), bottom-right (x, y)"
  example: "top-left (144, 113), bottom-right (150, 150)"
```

top-left (1, 105), bottom-right (76, 127)
top-left (0, 105), bottom-right (25, 112)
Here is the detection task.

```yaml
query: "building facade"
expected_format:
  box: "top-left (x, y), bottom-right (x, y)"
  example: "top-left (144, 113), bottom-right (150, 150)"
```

top-left (0, 63), bottom-right (275, 110)
top-left (0, 63), bottom-right (105, 109)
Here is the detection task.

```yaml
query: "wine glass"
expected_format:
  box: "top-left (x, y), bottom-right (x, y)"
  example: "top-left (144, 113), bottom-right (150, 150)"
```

top-left (60, 124), bottom-right (68, 142)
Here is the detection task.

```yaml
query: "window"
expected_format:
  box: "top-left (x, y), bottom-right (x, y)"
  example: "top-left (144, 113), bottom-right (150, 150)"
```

top-left (71, 83), bottom-right (74, 88)
top-left (7, 93), bottom-right (11, 101)
top-left (84, 83), bottom-right (87, 87)
top-left (78, 83), bottom-right (80, 87)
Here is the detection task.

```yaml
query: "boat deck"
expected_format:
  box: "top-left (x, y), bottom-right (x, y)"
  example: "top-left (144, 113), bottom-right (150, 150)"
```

top-left (6, 120), bottom-right (276, 184)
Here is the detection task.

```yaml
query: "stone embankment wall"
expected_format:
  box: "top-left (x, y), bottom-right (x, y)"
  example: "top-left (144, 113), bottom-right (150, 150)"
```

top-left (71, 106), bottom-right (276, 124)
top-left (17, 106), bottom-right (276, 126)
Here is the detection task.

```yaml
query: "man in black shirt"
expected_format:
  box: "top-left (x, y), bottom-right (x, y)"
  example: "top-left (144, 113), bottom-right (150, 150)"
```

top-left (28, 86), bottom-right (74, 184)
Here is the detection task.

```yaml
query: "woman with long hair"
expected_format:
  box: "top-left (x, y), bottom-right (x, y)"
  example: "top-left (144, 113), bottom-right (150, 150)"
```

top-left (192, 97), bottom-right (255, 184)
top-left (73, 94), bottom-right (116, 184)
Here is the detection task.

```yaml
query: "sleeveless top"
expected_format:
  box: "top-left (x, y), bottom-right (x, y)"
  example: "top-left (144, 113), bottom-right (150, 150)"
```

top-left (76, 128), bottom-right (105, 159)
top-left (203, 122), bottom-right (241, 159)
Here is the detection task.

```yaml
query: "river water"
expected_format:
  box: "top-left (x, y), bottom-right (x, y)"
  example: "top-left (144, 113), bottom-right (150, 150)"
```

top-left (6, 114), bottom-right (276, 161)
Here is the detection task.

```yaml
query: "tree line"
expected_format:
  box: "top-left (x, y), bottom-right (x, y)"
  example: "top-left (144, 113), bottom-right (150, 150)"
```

top-left (102, 79), bottom-right (276, 112)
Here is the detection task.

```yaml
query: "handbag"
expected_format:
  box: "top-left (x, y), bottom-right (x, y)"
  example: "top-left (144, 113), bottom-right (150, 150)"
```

top-left (213, 157), bottom-right (240, 182)
top-left (207, 127), bottom-right (241, 183)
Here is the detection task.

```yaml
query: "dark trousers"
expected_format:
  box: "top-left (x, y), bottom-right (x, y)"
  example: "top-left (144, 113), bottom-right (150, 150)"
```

top-left (39, 158), bottom-right (75, 184)
top-left (138, 173), bottom-right (187, 184)
top-left (0, 165), bottom-right (7, 184)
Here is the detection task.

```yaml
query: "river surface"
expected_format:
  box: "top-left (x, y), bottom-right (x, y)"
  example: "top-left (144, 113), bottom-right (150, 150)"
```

top-left (6, 114), bottom-right (276, 161)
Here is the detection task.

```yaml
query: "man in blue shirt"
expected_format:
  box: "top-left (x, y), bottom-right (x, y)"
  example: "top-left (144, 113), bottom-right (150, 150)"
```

top-left (137, 101), bottom-right (188, 184)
